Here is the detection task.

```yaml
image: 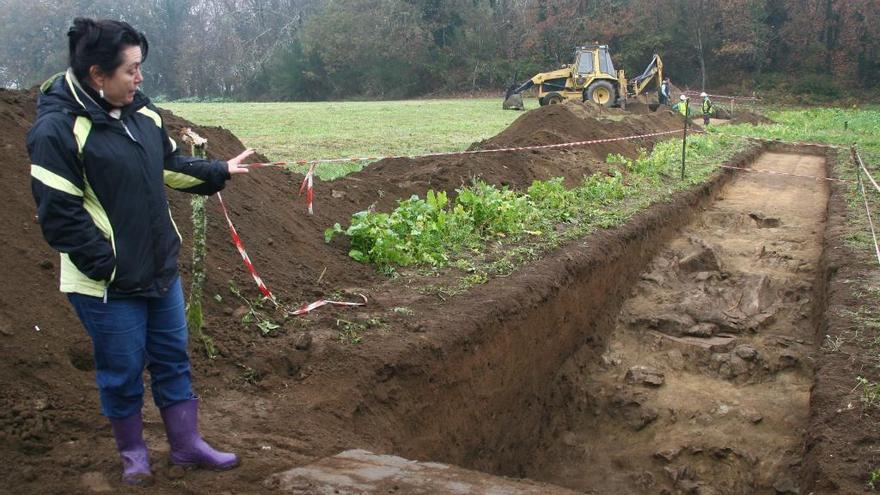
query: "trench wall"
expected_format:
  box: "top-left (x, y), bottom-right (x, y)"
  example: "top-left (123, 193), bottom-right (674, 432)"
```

top-left (351, 144), bottom-right (769, 475)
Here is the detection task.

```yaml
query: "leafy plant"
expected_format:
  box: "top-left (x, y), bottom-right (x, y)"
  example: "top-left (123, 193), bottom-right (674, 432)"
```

top-left (869, 467), bottom-right (880, 490)
top-left (229, 282), bottom-right (282, 336)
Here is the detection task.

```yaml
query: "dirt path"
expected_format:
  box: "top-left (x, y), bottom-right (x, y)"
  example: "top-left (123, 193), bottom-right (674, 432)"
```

top-left (530, 152), bottom-right (828, 494)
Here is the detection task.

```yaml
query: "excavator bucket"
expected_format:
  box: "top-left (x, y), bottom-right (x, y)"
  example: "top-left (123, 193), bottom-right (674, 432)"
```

top-left (503, 92), bottom-right (524, 110)
top-left (502, 78), bottom-right (526, 110)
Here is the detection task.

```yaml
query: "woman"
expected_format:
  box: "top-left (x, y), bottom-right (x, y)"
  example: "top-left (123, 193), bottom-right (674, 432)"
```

top-left (27, 18), bottom-right (253, 486)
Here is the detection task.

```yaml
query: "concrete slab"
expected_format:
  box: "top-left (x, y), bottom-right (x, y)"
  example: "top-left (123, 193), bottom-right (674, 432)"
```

top-left (264, 449), bottom-right (583, 494)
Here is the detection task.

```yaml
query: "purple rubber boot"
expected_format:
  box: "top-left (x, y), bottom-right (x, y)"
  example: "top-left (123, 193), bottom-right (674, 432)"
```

top-left (160, 398), bottom-right (240, 470)
top-left (109, 414), bottom-right (153, 486)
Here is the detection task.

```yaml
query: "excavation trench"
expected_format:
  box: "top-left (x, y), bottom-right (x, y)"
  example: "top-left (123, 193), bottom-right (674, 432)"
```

top-left (358, 147), bottom-right (830, 494)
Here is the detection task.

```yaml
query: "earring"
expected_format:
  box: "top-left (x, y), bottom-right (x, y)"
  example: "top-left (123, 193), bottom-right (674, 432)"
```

top-left (99, 88), bottom-right (105, 98)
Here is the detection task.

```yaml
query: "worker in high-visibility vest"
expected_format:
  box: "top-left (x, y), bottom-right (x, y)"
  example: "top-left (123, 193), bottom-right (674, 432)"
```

top-left (700, 92), bottom-right (713, 125)
top-left (673, 94), bottom-right (689, 117)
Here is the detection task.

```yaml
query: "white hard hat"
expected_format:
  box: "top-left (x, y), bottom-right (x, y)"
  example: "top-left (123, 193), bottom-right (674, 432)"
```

top-left (680, 94), bottom-right (688, 101)
top-left (700, 92), bottom-right (708, 97)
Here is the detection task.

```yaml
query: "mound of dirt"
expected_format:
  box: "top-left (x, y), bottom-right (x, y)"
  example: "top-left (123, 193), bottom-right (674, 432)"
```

top-left (727, 108), bottom-right (773, 125)
top-left (0, 87), bottom-right (688, 493)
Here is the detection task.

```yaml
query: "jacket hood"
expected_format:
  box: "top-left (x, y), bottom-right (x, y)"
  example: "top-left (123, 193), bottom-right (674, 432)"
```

top-left (37, 69), bottom-right (149, 125)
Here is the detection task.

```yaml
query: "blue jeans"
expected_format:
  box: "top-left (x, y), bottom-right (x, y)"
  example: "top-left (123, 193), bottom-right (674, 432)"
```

top-left (68, 277), bottom-right (194, 418)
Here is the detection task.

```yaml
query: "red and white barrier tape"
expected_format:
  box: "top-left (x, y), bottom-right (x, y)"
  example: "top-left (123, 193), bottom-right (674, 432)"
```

top-left (242, 129), bottom-right (684, 214)
top-left (855, 149), bottom-right (880, 195)
top-left (290, 293), bottom-right (368, 316)
top-left (216, 192), bottom-right (369, 315)
top-left (215, 192), bottom-right (277, 304)
top-left (298, 163), bottom-right (317, 214)
top-left (682, 91), bottom-right (760, 101)
top-left (853, 150), bottom-right (880, 267)
top-left (243, 129), bottom-right (683, 171)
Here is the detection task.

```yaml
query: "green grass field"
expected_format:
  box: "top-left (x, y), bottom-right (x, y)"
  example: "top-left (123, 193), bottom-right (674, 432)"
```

top-left (163, 98), bottom-right (531, 179)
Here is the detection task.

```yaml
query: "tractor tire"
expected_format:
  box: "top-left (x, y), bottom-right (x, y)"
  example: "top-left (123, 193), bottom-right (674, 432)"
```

top-left (543, 93), bottom-right (564, 106)
top-left (584, 80), bottom-right (617, 107)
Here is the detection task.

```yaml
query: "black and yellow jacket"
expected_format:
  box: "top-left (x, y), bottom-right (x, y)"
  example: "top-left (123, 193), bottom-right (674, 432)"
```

top-left (27, 69), bottom-right (230, 299)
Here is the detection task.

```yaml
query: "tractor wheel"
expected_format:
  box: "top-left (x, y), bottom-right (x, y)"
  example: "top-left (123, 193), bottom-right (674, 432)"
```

top-left (584, 80), bottom-right (617, 107)
top-left (544, 93), bottom-right (564, 105)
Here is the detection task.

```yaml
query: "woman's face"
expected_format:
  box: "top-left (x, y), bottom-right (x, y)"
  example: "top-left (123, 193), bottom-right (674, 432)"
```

top-left (95, 45), bottom-right (143, 107)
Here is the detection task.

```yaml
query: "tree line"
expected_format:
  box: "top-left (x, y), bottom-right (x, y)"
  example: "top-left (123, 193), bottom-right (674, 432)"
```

top-left (0, 0), bottom-right (877, 101)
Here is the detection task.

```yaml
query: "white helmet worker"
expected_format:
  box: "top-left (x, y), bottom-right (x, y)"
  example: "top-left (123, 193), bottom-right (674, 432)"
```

top-left (680, 94), bottom-right (688, 101)
top-left (700, 92), bottom-right (708, 97)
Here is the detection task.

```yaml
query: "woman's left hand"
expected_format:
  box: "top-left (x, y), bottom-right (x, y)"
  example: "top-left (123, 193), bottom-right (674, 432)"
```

top-left (227, 148), bottom-right (256, 175)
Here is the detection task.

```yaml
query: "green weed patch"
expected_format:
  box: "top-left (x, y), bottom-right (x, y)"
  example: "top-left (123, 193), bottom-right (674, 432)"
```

top-left (327, 134), bottom-right (747, 272)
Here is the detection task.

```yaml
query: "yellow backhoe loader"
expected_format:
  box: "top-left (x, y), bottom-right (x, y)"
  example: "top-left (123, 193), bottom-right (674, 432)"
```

top-left (503, 44), bottom-right (663, 110)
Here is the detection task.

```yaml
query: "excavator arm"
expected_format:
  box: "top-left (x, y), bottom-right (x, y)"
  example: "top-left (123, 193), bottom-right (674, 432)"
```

top-left (628, 54), bottom-right (663, 97)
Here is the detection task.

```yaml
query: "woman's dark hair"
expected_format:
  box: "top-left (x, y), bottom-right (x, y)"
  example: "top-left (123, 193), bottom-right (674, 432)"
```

top-left (67, 18), bottom-right (149, 82)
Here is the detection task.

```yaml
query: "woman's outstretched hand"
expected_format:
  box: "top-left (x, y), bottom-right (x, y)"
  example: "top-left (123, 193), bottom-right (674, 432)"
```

top-left (227, 148), bottom-right (255, 175)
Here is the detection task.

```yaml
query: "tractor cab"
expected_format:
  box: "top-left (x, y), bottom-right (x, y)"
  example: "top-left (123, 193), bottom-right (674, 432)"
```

top-left (571, 45), bottom-right (620, 106)
top-left (574, 45), bottom-right (616, 78)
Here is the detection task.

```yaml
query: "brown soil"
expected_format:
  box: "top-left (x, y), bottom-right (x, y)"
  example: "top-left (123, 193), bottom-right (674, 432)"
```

top-left (801, 146), bottom-right (880, 493)
top-left (528, 152), bottom-right (829, 494)
top-left (0, 86), bottom-right (865, 495)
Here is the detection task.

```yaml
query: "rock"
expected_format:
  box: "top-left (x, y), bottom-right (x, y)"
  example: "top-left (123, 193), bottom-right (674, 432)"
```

top-left (635, 313), bottom-right (696, 336)
top-left (679, 244), bottom-right (721, 273)
top-left (0, 326), bottom-right (12, 337)
top-left (601, 352), bottom-right (622, 367)
top-left (733, 344), bottom-right (759, 361)
top-left (772, 477), bottom-right (800, 494)
top-left (80, 472), bottom-right (112, 493)
top-left (692, 271), bottom-right (714, 282)
top-left (627, 406), bottom-right (658, 431)
top-left (611, 392), bottom-right (658, 431)
top-left (684, 323), bottom-right (717, 337)
top-left (38, 259), bottom-right (54, 270)
top-left (738, 274), bottom-right (775, 316)
top-left (666, 349), bottom-right (685, 370)
top-left (266, 449), bottom-right (578, 494)
top-left (729, 354), bottom-right (751, 376)
top-left (654, 446), bottom-right (683, 463)
top-left (292, 332), bottom-right (312, 351)
top-left (331, 189), bottom-right (345, 199)
top-left (223, 307), bottom-right (234, 316)
top-left (625, 366), bottom-right (665, 387)
top-left (742, 408), bottom-right (764, 424)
